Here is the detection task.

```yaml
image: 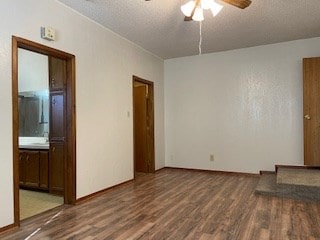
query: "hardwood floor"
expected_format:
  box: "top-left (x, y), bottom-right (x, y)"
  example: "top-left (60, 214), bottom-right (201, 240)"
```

top-left (1, 168), bottom-right (320, 240)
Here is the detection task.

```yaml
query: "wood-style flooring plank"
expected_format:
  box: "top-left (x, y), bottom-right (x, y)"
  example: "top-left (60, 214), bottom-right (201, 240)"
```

top-left (1, 168), bottom-right (320, 240)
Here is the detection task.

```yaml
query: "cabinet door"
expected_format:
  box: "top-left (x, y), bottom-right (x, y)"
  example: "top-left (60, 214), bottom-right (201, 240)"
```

top-left (39, 151), bottom-right (49, 190)
top-left (50, 93), bottom-right (65, 141)
top-left (49, 57), bottom-right (66, 90)
top-left (50, 143), bottom-right (64, 195)
top-left (19, 151), bottom-right (26, 185)
top-left (25, 151), bottom-right (40, 187)
top-left (49, 57), bottom-right (66, 196)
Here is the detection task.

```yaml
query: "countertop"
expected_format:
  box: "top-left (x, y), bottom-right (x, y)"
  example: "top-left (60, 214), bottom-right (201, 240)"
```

top-left (19, 144), bottom-right (49, 150)
top-left (19, 137), bottom-right (49, 150)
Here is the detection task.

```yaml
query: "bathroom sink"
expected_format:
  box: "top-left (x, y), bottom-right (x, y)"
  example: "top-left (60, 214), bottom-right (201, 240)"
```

top-left (19, 137), bottom-right (50, 149)
top-left (30, 142), bottom-right (49, 145)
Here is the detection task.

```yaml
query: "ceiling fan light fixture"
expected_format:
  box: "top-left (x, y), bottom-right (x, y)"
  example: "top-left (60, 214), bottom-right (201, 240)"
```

top-left (181, 0), bottom-right (196, 17)
top-left (210, 0), bottom-right (224, 16)
top-left (192, 6), bottom-right (204, 21)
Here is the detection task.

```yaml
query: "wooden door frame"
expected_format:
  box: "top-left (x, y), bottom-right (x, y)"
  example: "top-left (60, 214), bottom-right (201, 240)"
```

top-left (132, 76), bottom-right (155, 178)
top-left (12, 36), bottom-right (76, 226)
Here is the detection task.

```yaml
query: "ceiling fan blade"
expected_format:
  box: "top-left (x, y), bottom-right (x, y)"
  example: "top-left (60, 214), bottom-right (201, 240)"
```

top-left (183, 0), bottom-right (201, 21)
top-left (221, 0), bottom-right (252, 9)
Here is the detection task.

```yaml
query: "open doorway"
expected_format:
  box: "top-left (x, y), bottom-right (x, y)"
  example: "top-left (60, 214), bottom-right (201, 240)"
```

top-left (12, 37), bottom-right (76, 226)
top-left (18, 48), bottom-right (63, 220)
top-left (133, 76), bottom-right (155, 177)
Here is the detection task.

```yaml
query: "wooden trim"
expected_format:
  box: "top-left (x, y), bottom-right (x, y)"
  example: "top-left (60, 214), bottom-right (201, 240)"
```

top-left (11, 36), bottom-right (76, 226)
top-left (13, 36), bottom-right (74, 59)
top-left (0, 224), bottom-right (17, 236)
top-left (155, 167), bottom-right (166, 173)
top-left (259, 170), bottom-right (275, 175)
top-left (275, 164), bottom-right (320, 173)
top-left (12, 36), bottom-right (20, 227)
top-left (133, 76), bottom-right (154, 86)
top-left (65, 51), bottom-right (77, 205)
top-left (76, 179), bottom-right (134, 205)
top-left (132, 76), bottom-right (155, 178)
top-left (164, 167), bottom-right (259, 177)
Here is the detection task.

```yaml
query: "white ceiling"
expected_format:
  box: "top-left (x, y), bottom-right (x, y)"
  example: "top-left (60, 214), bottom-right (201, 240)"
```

top-left (57, 0), bottom-right (320, 59)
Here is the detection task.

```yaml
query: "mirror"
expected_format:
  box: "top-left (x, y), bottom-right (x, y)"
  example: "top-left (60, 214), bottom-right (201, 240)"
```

top-left (18, 90), bottom-right (49, 137)
top-left (18, 48), bottom-right (49, 138)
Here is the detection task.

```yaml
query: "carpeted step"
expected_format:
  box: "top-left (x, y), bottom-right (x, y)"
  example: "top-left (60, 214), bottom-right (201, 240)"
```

top-left (276, 168), bottom-right (320, 186)
top-left (255, 173), bottom-right (277, 196)
top-left (255, 167), bottom-right (320, 201)
top-left (276, 168), bottom-right (320, 201)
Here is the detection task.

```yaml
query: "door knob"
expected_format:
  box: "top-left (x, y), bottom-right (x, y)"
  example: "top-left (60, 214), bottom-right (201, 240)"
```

top-left (304, 115), bottom-right (311, 120)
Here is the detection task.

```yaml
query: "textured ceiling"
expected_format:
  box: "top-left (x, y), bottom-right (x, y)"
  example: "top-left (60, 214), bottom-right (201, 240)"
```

top-left (57, 0), bottom-right (320, 59)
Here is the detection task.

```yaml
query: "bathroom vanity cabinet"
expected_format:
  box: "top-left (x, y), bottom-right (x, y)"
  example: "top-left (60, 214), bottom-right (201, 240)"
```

top-left (19, 149), bottom-right (49, 190)
top-left (19, 147), bottom-right (64, 196)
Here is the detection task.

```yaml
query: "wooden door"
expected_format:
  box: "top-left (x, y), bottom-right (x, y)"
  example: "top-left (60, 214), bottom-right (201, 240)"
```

top-left (19, 151), bottom-right (26, 185)
top-left (49, 56), bottom-right (67, 196)
top-left (50, 93), bottom-right (65, 141)
top-left (134, 85), bottom-right (149, 173)
top-left (49, 143), bottom-right (65, 195)
top-left (303, 57), bottom-right (320, 166)
top-left (133, 77), bottom-right (155, 174)
top-left (49, 56), bottom-right (66, 90)
top-left (39, 151), bottom-right (49, 190)
top-left (24, 151), bottom-right (40, 187)
top-left (49, 92), bottom-right (65, 195)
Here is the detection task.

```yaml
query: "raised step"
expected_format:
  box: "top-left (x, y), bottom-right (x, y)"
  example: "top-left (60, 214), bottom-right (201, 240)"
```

top-left (276, 168), bottom-right (320, 201)
top-left (255, 173), bottom-right (277, 196)
top-left (255, 167), bottom-right (320, 201)
top-left (277, 167), bottom-right (320, 187)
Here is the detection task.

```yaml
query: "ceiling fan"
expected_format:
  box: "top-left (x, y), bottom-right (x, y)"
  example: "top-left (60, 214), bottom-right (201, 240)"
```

top-left (145, 0), bottom-right (252, 21)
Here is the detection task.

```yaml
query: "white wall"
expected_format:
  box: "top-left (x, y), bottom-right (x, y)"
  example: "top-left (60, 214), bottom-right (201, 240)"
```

top-left (18, 48), bottom-right (49, 92)
top-left (0, 0), bottom-right (164, 228)
top-left (165, 37), bottom-right (320, 174)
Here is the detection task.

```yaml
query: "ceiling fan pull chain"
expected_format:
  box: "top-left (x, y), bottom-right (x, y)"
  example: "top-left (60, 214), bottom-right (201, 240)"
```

top-left (199, 20), bottom-right (202, 55)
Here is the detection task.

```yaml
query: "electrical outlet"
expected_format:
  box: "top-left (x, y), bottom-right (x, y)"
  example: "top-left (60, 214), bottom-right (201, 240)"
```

top-left (210, 154), bottom-right (214, 161)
